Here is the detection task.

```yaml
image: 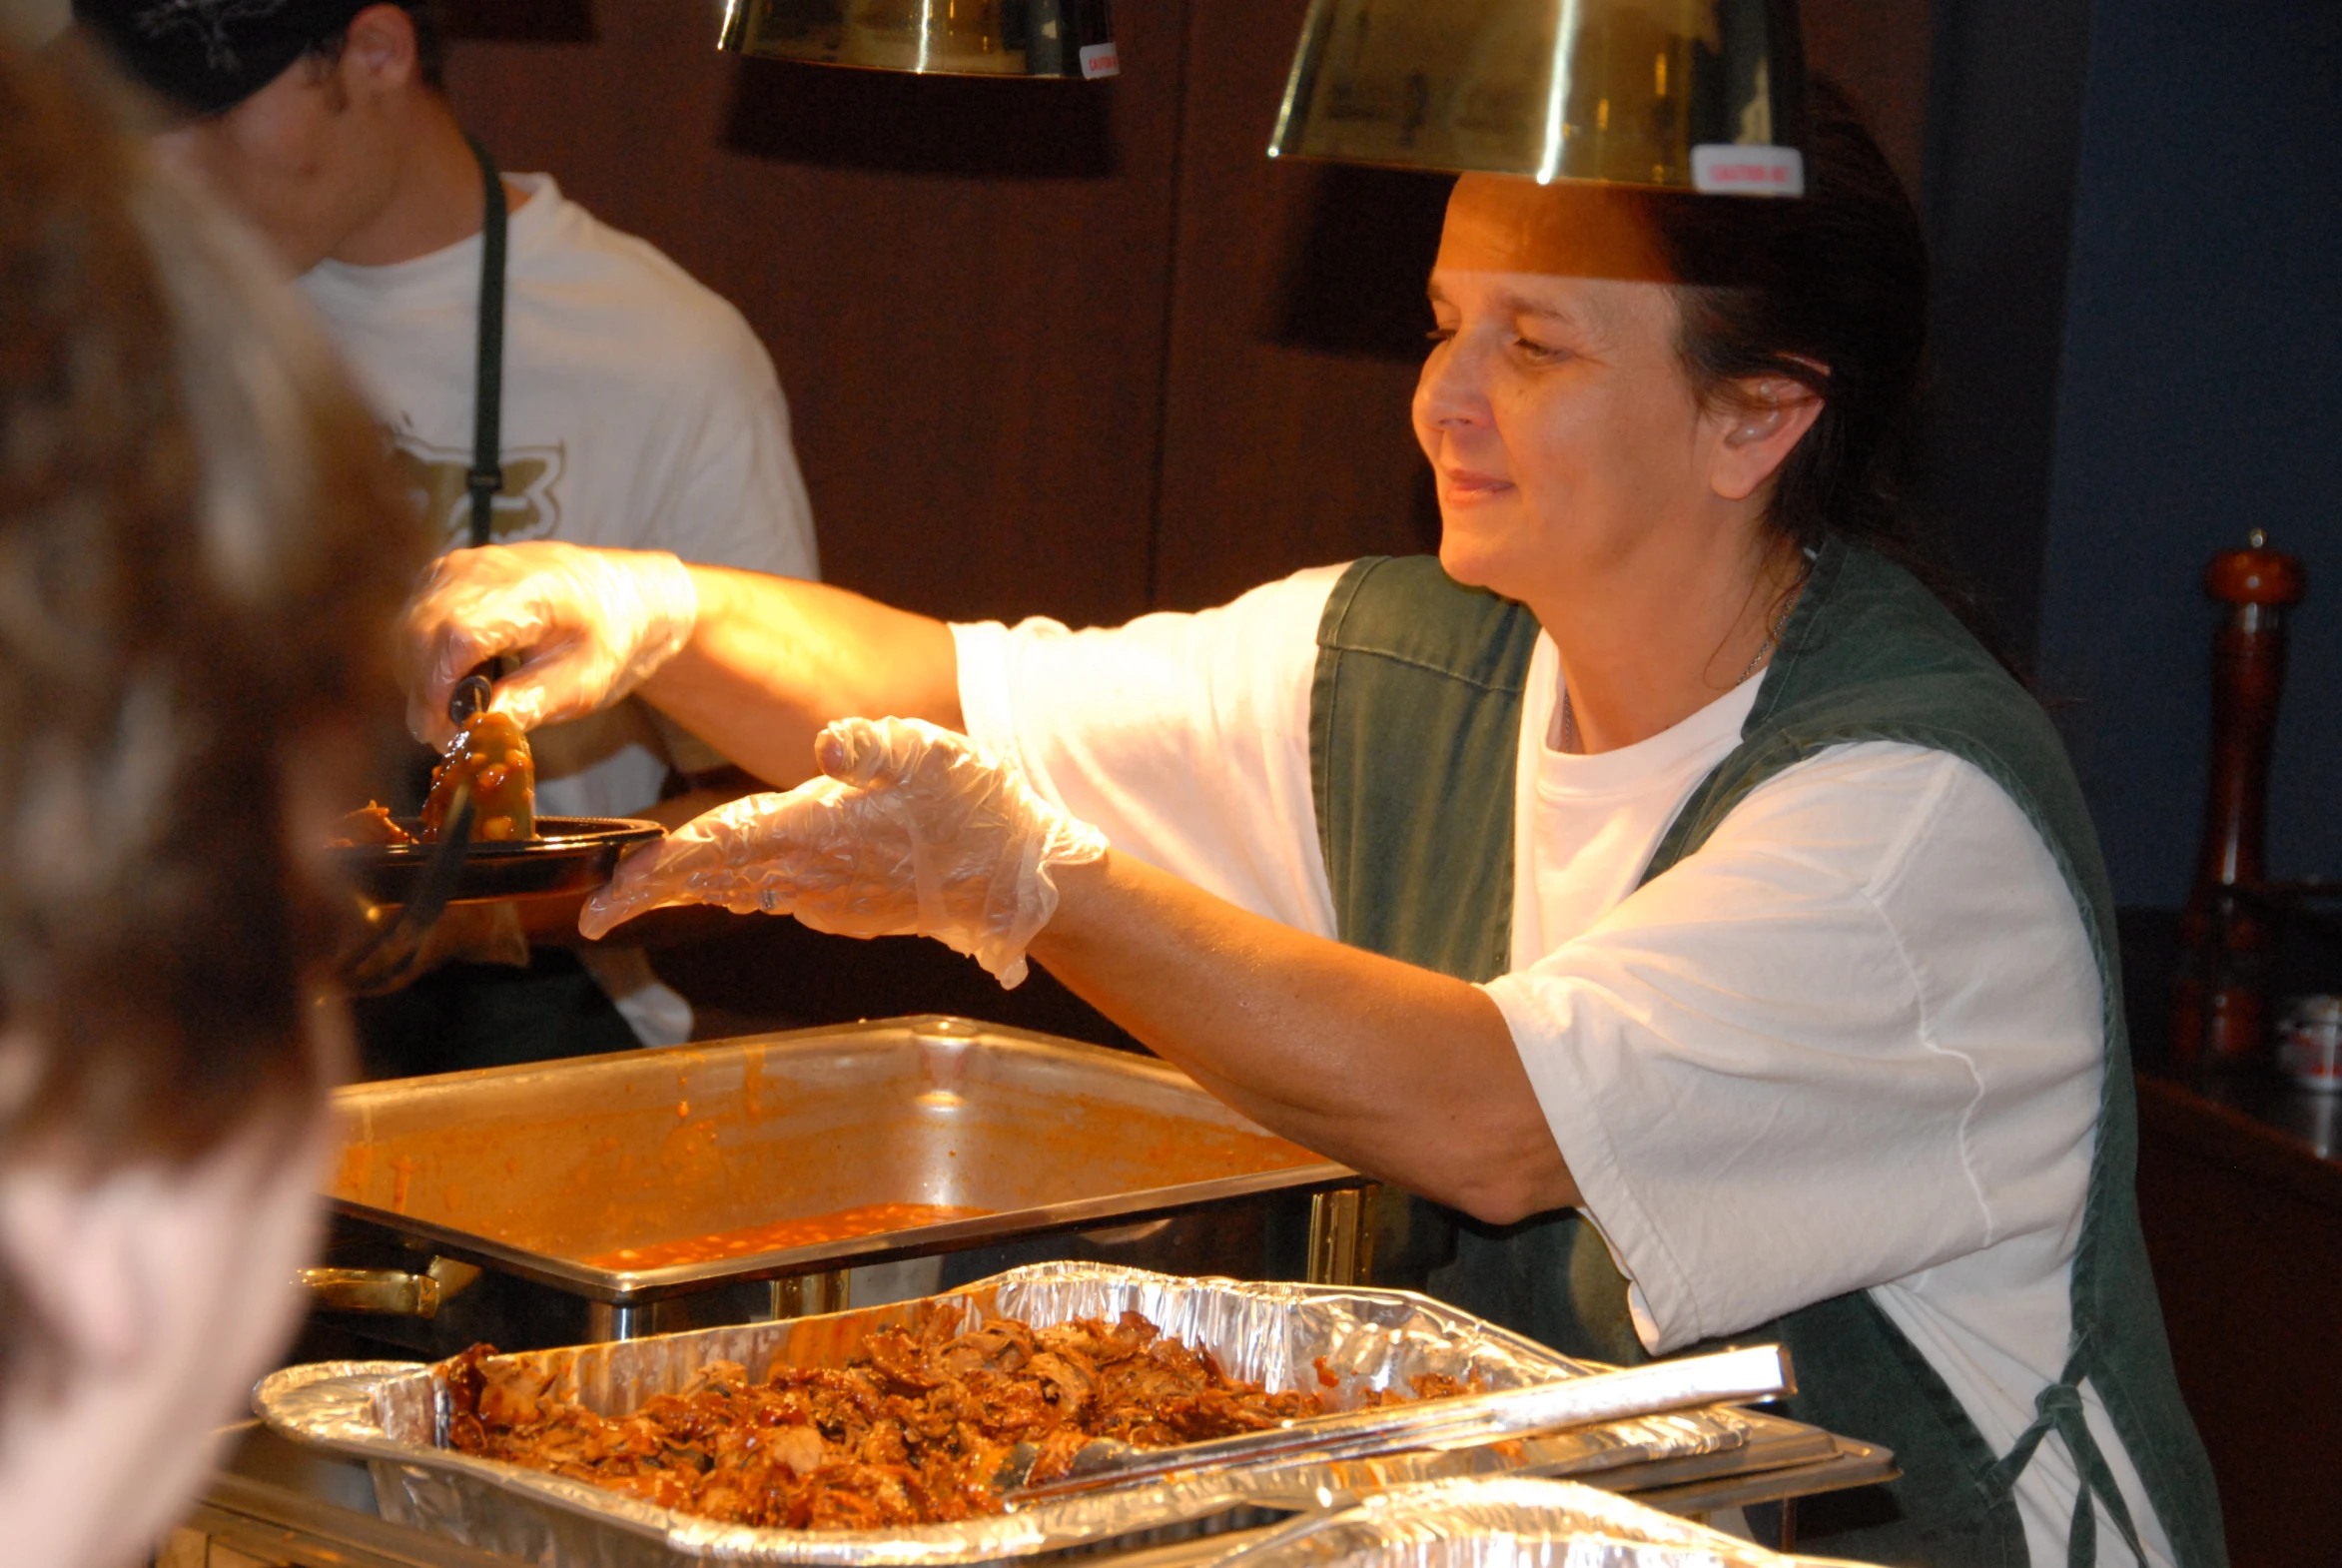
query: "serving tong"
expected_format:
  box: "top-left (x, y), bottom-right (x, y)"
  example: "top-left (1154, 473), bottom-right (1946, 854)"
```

top-left (1007, 1342), bottom-right (1795, 1505)
top-left (335, 672), bottom-right (496, 995)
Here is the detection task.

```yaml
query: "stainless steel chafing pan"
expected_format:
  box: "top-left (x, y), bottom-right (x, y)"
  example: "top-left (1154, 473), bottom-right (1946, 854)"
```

top-left (310, 1018), bottom-right (1364, 1352)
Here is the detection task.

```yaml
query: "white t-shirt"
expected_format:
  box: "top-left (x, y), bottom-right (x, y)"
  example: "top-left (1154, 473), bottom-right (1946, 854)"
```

top-left (953, 566), bottom-right (2175, 1567)
top-left (302, 174), bottom-right (821, 1045)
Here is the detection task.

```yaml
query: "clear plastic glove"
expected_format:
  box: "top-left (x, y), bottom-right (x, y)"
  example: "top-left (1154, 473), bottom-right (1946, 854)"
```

top-left (579, 717), bottom-right (1108, 988)
top-left (396, 540), bottom-right (698, 748)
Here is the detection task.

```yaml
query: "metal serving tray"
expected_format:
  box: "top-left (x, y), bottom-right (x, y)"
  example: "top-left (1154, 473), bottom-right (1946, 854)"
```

top-left (325, 1018), bottom-right (1351, 1311)
top-left (259, 1265), bottom-right (1761, 1568)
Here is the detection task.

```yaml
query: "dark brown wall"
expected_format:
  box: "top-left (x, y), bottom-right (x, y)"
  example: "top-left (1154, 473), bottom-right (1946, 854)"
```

top-left (439, 1), bottom-right (1936, 1038)
top-left (1148, 0), bottom-right (1443, 612)
top-left (1804, 3), bottom-right (1933, 201)
top-left (447, 1), bottom-right (1935, 627)
top-left (446, 2), bottom-right (1186, 630)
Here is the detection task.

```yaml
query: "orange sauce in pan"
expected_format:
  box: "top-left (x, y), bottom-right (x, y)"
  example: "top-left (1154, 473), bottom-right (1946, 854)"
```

top-left (585, 1202), bottom-right (993, 1270)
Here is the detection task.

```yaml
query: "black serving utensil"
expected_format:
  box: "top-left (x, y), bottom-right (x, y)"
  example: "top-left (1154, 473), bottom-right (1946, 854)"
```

top-left (338, 784), bottom-right (474, 996)
top-left (448, 670), bottom-right (494, 726)
top-left (336, 670), bottom-right (494, 995)
top-left (1004, 1343), bottom-right (1795, 1506)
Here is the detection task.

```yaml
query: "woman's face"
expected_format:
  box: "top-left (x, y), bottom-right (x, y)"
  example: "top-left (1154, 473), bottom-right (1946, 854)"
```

top-left (1414, 266), bottom-right (1730, 606)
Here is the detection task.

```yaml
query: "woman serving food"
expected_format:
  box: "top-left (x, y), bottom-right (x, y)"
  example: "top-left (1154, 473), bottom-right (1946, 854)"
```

top-left (396, 89), bottom-right (2221, 1567)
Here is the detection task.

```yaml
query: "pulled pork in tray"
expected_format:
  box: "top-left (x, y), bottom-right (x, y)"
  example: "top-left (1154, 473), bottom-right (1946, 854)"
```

top-left (445, 1306), bottom-right (1467, 1531)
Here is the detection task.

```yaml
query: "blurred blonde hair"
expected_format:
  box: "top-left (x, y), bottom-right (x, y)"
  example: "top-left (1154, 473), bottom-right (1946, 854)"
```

top-left (0, 35), bottom-right (422, 1384)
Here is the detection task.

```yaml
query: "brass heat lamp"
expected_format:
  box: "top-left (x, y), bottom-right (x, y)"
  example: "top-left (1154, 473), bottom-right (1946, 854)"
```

top-left (1269, 0), bottom-right (1809, 194)
top-left (718, 0), bottom-right (1122, 80)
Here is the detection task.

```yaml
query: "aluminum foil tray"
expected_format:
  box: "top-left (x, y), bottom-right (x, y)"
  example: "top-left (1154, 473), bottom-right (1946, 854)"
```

top-left (257, 1264), bottom-right (1756, 1568)
top-left (1203, 1477), bottom-right (1883, 1568)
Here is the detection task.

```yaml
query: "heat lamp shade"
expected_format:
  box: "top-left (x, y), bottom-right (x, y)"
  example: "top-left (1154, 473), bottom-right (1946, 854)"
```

top-left (719, 0), bottom-right (1121, 80)
top-left (1269, 0), bottom-right (1809, 194)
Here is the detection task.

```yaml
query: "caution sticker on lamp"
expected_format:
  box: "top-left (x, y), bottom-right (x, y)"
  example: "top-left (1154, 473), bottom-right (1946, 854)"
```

top-left (1692, 145), bottom-right (1806, 197)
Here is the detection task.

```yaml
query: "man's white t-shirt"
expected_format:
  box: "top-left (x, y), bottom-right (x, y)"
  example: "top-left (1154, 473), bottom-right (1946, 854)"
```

top-left (302, 174), bottom-right (820, 1045)
top-left (953, 566), bottom-right (2175, 1567)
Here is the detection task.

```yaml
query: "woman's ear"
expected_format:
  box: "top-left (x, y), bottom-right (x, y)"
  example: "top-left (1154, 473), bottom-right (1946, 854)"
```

top-left (0, 1162), bottom-right (153, 1375)
top-left (1708, 378), bottom-right (1825, 502)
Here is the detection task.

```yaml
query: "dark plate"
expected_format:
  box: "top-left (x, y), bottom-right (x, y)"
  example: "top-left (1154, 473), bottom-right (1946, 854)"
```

top-left (330, 817), bottom-right (664, 906)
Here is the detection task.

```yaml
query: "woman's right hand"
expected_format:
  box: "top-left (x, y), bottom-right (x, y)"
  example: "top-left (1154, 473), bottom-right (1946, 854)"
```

top-left (579, 717), bottom-right (1107, 988)
top-left (395, 541), bottom-right (700, 748)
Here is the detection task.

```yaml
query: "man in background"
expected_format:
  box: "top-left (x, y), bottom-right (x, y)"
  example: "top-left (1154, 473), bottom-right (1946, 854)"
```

top-left (76, 0), bottom-right (820, 1070)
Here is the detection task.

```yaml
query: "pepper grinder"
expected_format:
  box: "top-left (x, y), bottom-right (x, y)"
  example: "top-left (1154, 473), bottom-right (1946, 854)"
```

top-left (2173, 528), bottom-right (2307, 1064)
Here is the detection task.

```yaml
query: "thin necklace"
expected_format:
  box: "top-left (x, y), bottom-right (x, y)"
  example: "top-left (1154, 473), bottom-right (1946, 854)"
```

top-left (1559, 571), bottom-right (1807, 755)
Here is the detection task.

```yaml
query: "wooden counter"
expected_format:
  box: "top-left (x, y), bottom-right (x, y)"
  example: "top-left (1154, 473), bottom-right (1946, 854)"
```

top-left (2135, 1068), bottom-right (2342, 1568)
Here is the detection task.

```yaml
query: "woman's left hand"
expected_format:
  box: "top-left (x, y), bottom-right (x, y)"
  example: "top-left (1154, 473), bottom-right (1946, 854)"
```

top-left (578, 717), bottom-right (1107, 988)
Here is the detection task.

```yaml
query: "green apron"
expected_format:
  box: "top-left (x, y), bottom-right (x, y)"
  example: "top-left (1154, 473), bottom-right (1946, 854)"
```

top-left (1307, 539), bottom-right (2224, 1567)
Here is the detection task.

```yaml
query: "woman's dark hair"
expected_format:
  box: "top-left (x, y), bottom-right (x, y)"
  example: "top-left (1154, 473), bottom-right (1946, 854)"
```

top-left (1644, 79), bottom-right (2004, 662)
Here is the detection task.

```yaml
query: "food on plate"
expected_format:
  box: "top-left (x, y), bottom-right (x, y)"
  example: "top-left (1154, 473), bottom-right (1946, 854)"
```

top-left (446, 1306), bottom-right (1470, 1529)
top-left (328, 713), bottom-right (538, 851)
top-left (330, 801), bottom-right (414, 847)
top-left (421, 708), bottom-right (535, 843)
top-left (585, 1202), bottom-right (996, 1270)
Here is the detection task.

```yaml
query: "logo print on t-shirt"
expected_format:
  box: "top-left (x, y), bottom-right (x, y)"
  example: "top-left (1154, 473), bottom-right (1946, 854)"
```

top-left (388, 433), bottom-right (566, 544)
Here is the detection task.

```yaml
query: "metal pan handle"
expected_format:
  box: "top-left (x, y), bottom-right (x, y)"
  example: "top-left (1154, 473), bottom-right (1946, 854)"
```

top-left (300, 1257), bottom-right (480, 1318)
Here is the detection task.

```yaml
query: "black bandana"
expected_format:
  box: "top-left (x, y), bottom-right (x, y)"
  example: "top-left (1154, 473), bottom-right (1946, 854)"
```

top-left (73, 0), bottom-right (389, 117)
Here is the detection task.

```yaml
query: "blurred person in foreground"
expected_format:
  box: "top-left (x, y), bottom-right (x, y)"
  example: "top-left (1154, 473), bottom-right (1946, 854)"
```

top-left (0, 39), bottom-right (419, 1566)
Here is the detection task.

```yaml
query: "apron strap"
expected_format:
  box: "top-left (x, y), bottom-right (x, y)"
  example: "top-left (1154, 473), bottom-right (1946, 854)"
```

top-left (1987, 1352), bottom-right (2150, 1568)
top-left (464, 136), bottom-right (507, 549)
